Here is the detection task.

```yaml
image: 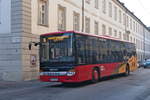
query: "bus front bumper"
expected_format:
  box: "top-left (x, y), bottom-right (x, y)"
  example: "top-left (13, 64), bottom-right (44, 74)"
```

top-left (39, 72), bottom-right (83, 83)
top-left (40, 75), bottom-right (83, 83)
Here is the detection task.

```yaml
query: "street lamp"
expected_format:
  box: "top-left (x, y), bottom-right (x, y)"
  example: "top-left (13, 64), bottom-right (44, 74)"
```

top-left (82, 0), bottom-right (84, 32)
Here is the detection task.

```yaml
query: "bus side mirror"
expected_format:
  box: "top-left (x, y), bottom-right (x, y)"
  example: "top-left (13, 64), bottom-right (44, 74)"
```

top-left (34, 42), bottom-right (41, 46)
top-left (29, 42), bottom-right (40, 50)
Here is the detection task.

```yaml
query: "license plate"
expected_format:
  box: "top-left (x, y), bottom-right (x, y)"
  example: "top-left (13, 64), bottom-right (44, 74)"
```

top-left (50, 78), bottom-right (58, 82)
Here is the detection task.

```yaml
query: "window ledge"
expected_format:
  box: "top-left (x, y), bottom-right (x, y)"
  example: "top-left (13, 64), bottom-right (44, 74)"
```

top-left (38, 24), bottom-right (49, 27)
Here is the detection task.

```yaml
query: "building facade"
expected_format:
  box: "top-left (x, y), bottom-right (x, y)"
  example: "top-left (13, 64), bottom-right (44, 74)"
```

top-left (0, 0), bottom-right (150, 81)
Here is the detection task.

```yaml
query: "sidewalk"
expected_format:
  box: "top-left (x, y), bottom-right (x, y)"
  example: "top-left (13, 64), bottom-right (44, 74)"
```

top-left (0, 80), bottom-right (39, 85)
top-left (0, 80), bottom-right (57, 91)
top-left (0, 80), bottom-right (42, 90)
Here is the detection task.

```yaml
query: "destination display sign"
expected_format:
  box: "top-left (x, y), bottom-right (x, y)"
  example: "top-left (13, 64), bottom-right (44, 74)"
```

top-left (48, 35), bottom-right (69, 41)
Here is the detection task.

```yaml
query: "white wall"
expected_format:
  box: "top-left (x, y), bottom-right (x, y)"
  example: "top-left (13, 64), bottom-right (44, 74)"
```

top-left (30, 0), bottom-right (150, 61)
top-left (0, 0), bottom-right (11, 34)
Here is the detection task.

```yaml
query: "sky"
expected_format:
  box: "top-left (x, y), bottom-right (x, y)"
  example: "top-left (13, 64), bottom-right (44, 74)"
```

top-left (119, 0), bottom-right (150, 27)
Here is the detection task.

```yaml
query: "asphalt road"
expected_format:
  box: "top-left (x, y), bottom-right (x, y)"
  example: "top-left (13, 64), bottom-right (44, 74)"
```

top-left (0, 68), bottom-right (150, 100)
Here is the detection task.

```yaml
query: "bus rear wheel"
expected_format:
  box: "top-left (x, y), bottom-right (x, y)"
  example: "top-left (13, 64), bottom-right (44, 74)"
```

top-left (91, 68), bottom-right (99, 83)
top-left (124, 65), bottom-right (130, 76)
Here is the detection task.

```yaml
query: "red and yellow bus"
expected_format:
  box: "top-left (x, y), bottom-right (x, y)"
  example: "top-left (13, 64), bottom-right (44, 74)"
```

top-left (39, 31), bottom-right (137, 83)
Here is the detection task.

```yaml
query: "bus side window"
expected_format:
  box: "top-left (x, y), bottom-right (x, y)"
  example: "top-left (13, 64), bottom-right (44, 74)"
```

top-left (95, 39), bottom-right (99, 63)
top-left (85, 39), bottom-right (88, 63)
top-left (98, 40), bottom-right (102, 63)
top-left (76, 35), bottom-right (84, 64)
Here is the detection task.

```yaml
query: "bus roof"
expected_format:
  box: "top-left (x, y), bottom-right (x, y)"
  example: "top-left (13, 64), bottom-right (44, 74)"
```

top-left (41, 30), bottom-right (133, 44)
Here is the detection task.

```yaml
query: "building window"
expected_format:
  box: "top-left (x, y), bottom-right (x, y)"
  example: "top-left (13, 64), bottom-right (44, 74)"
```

top-left (141, 41), bottom-right (143, 50)
top-left (94, 21), bottom-right (99, 35)
top-left (102, 0), bottom-right (106, 14)
top-left (95, 0), bottom-right (99, 9)
top-left (123, 33), bottom-right (129, 41)
top-left (119, 10), bottom-right (122, 23)
top-left (138, 24), bottom-right (140, 33)
top-left (114, 29), bottom-right (117, 37)
top-left (133, 38), bottom-right (135, 44)
top-left (108, 27), bottom-right (112, 36)
top-left (136, 23), bottom-right (138, 32)
top-left (114, 6), bottom-right (117, 21)
top-left (85, 17), bottom-right (90, 33)
top-left (119, 32), bottom-right (122, 39)
top-left (102, 24), bottom-right (106, 35)
top-left (130, 36), bottom-right (132, 42)
top-left (130, 19), bottom-right (132, 30)
top-left (86, 0), bottom-right (91, 4)
top-left (133, 21), bottom-right (135, 32)
top-left (58, 5), bottom-right (66, 31)
top-left (73, 12), bottom-right (80, 31)
top-left (126, 16), bottom-right (129, 27)
top-left (108, 2), bottom-right (112, 17)
top-left (134, 38), bottom-right (136, 44)
top-left (137, 24), bottom-right (139, 33)
top-left (127, 34), bottom-right (129, 41)
top-left (123, 13), bottom-right (126, 25)
top-left (123, 33), bottom-right (126, 40)
top-left (38, 0), bottom-right (48, 26)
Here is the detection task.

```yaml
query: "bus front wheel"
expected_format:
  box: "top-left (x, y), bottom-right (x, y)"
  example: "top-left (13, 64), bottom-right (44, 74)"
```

top-left (91, 68), bottom-right (99, 83)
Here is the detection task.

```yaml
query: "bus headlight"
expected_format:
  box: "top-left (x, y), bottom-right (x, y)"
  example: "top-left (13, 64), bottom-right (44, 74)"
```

top-left (67, 69), bottom-right (76, 76)
top-left (40, 72), bottom-right (44, 76)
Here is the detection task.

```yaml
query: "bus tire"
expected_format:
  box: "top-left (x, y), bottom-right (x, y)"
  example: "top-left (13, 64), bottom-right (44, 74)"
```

top-left (124, 65), bottom-right (130, 76)
top-left (91, 68), bottom-right (99, 83)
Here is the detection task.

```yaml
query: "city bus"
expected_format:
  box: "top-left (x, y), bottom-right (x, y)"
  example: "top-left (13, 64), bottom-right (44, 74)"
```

top-left (39, 31), bottom-right (137, 83)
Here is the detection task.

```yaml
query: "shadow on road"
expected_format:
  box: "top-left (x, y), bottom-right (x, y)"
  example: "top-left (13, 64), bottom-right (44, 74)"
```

top-left (48, 74), bottom-right (130, 88)
top-left (49, 82), bottom-right (92, 88)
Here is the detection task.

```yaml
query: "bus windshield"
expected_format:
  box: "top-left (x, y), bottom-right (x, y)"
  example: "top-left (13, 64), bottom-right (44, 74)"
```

top-left (40, 33), bottom-right (74, 64)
